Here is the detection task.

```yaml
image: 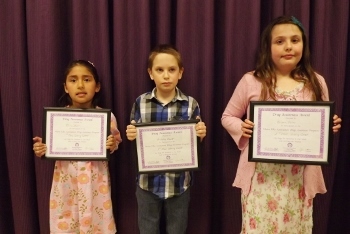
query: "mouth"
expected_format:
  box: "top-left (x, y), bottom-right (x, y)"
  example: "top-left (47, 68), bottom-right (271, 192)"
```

top-left (282, 54), bottom-right (294, 59)
top-left (76, 92), bottom-right (87, 97)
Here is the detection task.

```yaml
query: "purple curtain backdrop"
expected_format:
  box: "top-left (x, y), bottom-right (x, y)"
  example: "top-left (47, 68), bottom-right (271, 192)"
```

top-left (1, 0), bottom-right (349, 233)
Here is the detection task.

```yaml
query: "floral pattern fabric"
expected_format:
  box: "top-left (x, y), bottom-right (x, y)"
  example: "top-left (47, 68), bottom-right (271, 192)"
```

top-left (49, 113), bottom-right (121, 234)
top-left (241, 163), bottom-right (313, 234)
top-left (241, 83), bottom-right (313, 234)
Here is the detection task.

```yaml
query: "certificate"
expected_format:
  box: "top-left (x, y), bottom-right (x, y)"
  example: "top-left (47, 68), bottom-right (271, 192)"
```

top-left (134, 120), bottom-right (200, 173)
top-left (43, 107), bottom-right (111, 160)
top-left (248, 101), bottom-right (334, 165)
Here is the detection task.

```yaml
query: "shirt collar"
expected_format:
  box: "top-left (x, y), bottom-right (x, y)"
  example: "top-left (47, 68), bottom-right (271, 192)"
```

top-left (146, 87), bottom-right (189, 102)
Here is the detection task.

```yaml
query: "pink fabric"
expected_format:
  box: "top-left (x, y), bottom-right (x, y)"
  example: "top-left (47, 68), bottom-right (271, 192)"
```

top-left (49, 112), bottom-right (122, 233)
top-left (221, 72), bottom-right (328, 199)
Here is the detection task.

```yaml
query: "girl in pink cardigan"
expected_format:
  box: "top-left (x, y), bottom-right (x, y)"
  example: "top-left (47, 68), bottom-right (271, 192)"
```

top-left (221, 16), bottom-right (341, 233)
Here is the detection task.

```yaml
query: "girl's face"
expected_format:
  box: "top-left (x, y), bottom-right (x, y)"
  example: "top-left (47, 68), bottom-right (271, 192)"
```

top-left (270, 24), bottom-right (303, 74)
top-left (64, 65), bottom-right (100, 108)
top-left (148, 53), bottom-right (183, 95)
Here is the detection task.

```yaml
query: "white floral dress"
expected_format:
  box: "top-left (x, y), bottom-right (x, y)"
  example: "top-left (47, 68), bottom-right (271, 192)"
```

top-left (49, 114), bottom-right (122, 234)
top-left (241, 83), bottom-right (314, 234)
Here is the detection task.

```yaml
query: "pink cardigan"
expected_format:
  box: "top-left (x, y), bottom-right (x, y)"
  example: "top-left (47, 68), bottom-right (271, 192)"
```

top-left (221, 72), bottom-right (327, 199)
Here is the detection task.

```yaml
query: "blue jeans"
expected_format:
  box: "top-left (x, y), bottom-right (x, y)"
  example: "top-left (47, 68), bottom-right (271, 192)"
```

top-left (136, 185), bottom-right (191, 234)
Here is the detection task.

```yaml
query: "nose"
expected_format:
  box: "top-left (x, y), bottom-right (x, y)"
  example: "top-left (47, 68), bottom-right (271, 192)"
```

top-left (163, 70), bottom-right (169, 79)
top-left (77, 79), bottom-right (84, 88)
top-left (285, 41), bottom-right (292, 51)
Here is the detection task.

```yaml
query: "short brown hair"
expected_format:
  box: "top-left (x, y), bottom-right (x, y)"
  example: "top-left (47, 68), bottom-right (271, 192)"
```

top-left (148, 44), bottom-right (183, 69)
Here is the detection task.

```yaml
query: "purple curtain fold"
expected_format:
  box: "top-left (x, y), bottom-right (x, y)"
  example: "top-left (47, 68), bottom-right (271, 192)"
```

top-left (1, 0), bottom-right (349, 233)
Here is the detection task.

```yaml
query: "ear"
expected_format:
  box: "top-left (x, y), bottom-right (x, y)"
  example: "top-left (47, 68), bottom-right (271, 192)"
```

top-left (178, 67), bottom-right (184, 80)
top-left (148, 68), bottom-right (153, 80)
top-left (95, 82), bottom-right (101, 92)
top-left (64, 83), bottom-right (68, 93)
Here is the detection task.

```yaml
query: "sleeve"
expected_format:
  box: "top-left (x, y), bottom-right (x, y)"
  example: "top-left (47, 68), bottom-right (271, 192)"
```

top-left (221, 75), bottom-right (253, 150)
top-left (130, 97), bottom-right (141, 123)
top-left (317, 74), bottom-right (330, 101)
top-left (110, 112), bottom-right (122, 151)
top-left (303, 73), bottom-right (328, 199)
top-left (190, 98), bottom-right (200, 120)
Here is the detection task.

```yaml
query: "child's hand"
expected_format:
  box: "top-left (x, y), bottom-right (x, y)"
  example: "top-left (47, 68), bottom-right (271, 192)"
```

top-left (195, 116), bottom-right (206, 140)
top-left (106, 134), bottom-right (117, 153)
top-left (126, 120), bottom-right (137, 141)
top-left (32, 136), bottom-right (47, 157)
top-left (241, 119), bottom-right (254, 138)
top-left (332, 114), bottom-right (342, 133)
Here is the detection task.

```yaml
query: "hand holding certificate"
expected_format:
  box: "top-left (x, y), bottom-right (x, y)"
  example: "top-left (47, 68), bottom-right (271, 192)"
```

top-left (42, 107), bottom-right (111, 160)
top-left (133, 120), bottom-right (200, 173)
top-left (248, 101), bottom-right (334, 165)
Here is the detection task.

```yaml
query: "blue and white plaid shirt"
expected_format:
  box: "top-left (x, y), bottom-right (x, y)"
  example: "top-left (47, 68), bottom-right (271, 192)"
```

top-left (130, 87), bottom-right (201, 199)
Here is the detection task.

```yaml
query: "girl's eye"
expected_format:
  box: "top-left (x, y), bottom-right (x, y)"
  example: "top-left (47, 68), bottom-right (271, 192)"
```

top-left (276, 40), bottom-right (283, 44)
top-left (156, 68), bottom-right (163, 72)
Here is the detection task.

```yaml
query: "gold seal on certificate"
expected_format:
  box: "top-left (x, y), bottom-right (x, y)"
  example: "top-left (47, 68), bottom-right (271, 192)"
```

top-left (248, 101), bottom-right (334, 165)
top-left (134, 120), bottom-right (200, 173)
top-left (43, 107), bottom-right (111, 160)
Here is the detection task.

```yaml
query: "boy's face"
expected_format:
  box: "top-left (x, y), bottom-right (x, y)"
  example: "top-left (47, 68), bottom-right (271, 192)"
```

top-left (270, 23), bottom-right (303, 74)
top-left (148, 53), bottom-right (183, 96)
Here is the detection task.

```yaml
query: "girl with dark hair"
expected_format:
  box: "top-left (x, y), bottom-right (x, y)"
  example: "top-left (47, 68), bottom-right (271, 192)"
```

top-left (58, 60), bottom-right (101, 107)
top-left (222, 16), bottom-right (341, 233)
top-left (33, 60), bottom-right (122, 233)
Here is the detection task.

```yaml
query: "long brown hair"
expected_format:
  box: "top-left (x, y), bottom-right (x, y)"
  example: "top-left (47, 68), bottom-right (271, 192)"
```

top-left (253, 16), bottom-right (323, 101)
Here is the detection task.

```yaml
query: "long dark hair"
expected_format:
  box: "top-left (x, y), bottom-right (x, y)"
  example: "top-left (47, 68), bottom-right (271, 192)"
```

top-left (58, 60), bottom-right (101, 107)
top-left (253, 16), bottom-right (323, 101)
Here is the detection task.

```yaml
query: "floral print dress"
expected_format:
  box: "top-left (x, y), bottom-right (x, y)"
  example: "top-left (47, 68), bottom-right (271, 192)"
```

top-left (241, 83), bottom-right (314, 234)
top-left (49, 114), bottom-right (122, 234)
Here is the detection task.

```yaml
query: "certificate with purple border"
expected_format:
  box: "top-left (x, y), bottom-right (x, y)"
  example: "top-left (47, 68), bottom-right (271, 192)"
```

top-left (248, 101), bottom-right (334, 165)
top-left (134, 120), bottom-right (200, 173)
top-left (42, 107), bottom-right (111, 160)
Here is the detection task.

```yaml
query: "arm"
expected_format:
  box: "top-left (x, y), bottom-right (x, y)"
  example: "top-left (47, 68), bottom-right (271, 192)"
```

top-left (332, 115), bottom-right (341, 133)
top-left (32, 136), bottom-right (47, 157)
top-left (190, 101), bottom-right (207, 141)
top-left (126, 120), bottom-right (137, 141)
top-left (221, 74), bottom-right (260, 150)
top-left (126, 101), bottom-right (139, 141)
top-left (107, 113), bottom-right (122, 153)
top-left (195, 116), bottom-right (206, 141)
top-left (317, 74), bottom-right (342, 133)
